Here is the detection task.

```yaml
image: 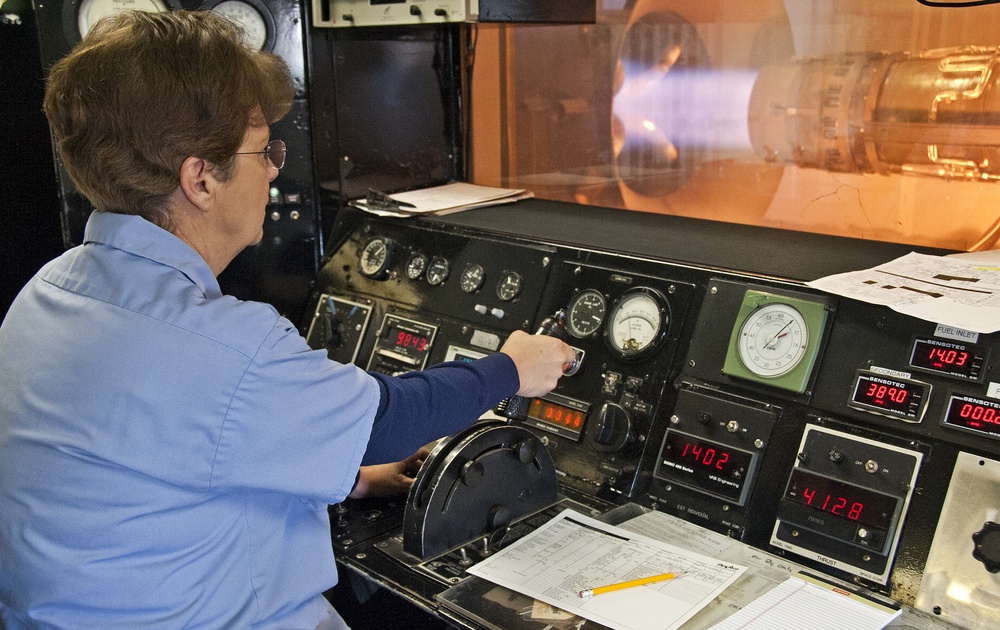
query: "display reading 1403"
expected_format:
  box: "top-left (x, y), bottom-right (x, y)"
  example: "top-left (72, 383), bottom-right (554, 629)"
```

top-left (944, 394), bottom-right (1000, 439)
top-left (909, 336), bottom-right (987, 382)
top-left (849, 370), bottom-right (928, 422)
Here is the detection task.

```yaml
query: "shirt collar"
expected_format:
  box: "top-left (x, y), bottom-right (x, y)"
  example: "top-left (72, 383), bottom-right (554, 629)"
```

top-left (83, 211), bottom-right (223, 299)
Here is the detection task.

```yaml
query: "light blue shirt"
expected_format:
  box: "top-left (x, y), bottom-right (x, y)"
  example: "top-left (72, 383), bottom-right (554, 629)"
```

top-left (0, 212), bottom-right (382, 628)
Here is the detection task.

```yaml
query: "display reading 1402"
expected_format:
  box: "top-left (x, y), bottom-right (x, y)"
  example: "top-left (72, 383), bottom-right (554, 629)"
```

top-left (909, 336), bottom-right (987, 382)
top-left (849, 370), bottom-right (929, 422)
top-left (656, 431), bottom-right (756, 504)
top-left (944, 394), bottom-right (1000, 439)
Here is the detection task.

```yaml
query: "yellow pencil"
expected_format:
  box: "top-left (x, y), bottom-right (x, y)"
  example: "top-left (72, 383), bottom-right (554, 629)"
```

top-left (578, 572), bottom-right (683, 599)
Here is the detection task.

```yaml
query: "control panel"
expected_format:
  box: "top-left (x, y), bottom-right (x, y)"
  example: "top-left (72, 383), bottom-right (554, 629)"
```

top-left (305, 203), bottom-right (1000, 628)
top-left (646, 386), bottom-right (777, 534)
top-left (771, 424), bottom-right (922, 585)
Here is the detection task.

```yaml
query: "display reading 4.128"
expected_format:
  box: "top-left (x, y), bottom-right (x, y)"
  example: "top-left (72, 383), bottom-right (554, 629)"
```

top-left (785, 468), bottom-right (897, 531)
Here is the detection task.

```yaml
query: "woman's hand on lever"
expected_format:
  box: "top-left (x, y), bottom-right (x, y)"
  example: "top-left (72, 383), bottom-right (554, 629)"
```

top-left (500, 330), bottom-right (577, 398)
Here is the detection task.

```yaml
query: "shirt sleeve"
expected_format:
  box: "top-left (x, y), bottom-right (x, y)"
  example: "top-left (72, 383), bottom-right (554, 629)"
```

top-left (361, 353), bottom-right (520, 465)
top-left (211, 317), bottom-right (382, 503)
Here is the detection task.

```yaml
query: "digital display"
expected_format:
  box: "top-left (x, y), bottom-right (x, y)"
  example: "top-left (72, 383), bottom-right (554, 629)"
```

top-left (849, 371), bottom-right (927, 421)
top-left (527, 397), bottom-right (588, 439)
top-left (657, 431), bottom-right (755, 503)
top-left (785, 468), bottom-right (898, 531)
top-left (944, 395), bottom-right (1000, 439)
top-left (389, 327), bottom-right (429, 352)
top-left (910, 337), bottom-right (986, 381)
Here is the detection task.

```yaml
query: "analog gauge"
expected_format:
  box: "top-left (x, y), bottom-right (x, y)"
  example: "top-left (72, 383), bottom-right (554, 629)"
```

top-left (722, 290), bottom-right (830, 394)
top-left (77, 0), bottom-right (170, 40)
top-left (566, 289), bottom-right (607, 338)
top-left (606, 288), bottom-right (667, 358)
top-left (460, 264), bottom-right (485, 293)
top-left (426, 257), bottom-right (450, 286)
top-left (208, 0), bottom-right (274, 51)
top-left (405, 253), bottom-right (428, 280)
top-left (359, 237), bottom-right (395, 279)
top-left (736, 302), bottom-right (808, 378)
top-left (496, 271), bottom-right (523, 301)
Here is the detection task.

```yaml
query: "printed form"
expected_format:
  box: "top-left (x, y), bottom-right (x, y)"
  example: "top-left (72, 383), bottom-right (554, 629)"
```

top-left (467, 509), bottom-right (747, 630)
top-left (806, 251), bottom-right (1000, 333)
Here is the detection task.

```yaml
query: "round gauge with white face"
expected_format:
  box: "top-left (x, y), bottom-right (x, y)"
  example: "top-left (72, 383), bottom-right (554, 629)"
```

top-left (426, 257), bottom-right (450, 286)
top-left (736, 302), bottom-right (808, 378)
top-left (405, 253), bottom-right (428, 280)
top-left (566, 289), bottom-right (606, 338)
top-left (209, 0), bottom-right (273, 51)
top-left (606, 288), bottom-right (667, 358)
top-left (77, 0), bottom-right (169, 40)
top-left (359, 237), bottom-right (394, 279)
top-left (460, 264), bottom-right (485, 293)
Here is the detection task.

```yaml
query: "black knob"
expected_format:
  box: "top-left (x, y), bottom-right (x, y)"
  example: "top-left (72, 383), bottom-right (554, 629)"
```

top-left (514, 439), bottom-right (537, 464)
top-left (460, 460), bottom-right (484, 487)
top-left (535, 309), bottom-right (569, 340)
top-left (829, 449), bottom-right (845, 463)
top-left (409, 5), bottom-right (421, 15)
top-left (588, 402), bottom-right (633, 452)
top-left (972, 521), bottom-right (1000, 573)
top-left (489, 505), bottom-right (512, 529)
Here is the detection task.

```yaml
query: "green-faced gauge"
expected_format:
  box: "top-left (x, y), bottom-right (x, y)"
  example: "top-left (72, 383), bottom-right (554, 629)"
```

top-left (722, 289), bottom-right (831, 394)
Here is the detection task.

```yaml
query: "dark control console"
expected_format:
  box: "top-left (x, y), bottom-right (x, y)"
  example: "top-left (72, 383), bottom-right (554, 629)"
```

top-left (304, 203), bottom-right (1000, 628)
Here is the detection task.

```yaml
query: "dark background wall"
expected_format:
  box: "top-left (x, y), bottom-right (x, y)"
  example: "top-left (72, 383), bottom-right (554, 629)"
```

top-left (1, 1), bottom-right (64, 319)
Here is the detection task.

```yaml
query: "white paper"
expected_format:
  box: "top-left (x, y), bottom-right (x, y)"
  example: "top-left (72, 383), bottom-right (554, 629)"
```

top-left (806, 251), bottom-right (1000, 333)
top-left (352, 182), bottom-right (533, 217)
top-left (707, 576), bottom-right (901, 630)
top-left (467, 509), bottom-right (747, 630)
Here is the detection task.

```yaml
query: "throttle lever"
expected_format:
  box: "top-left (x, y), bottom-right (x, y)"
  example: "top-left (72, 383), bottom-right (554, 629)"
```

top-left (494, 309), bottom-right (579, 419)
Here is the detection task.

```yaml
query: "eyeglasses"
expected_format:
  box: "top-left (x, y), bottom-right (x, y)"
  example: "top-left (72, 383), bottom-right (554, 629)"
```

top-left (235, 139), bottom-right (286, 169)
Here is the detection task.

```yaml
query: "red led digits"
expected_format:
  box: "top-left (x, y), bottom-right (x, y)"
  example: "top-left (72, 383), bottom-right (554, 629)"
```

top-left (787, 469), bottom-right (897, 530)
top-left (680, 441), bottom-right (731, 471)
top-left (927, 346), bottom-right (968, 367)
top-left (864, 381), bottom-right (909, 405)
top-left (394, 330), bottom-right (428, 351)
top-left (528, 398), bottom-right (586, 431)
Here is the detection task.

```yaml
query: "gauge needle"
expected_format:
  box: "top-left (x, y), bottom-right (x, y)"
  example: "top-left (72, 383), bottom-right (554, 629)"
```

top-left (763, 321), bottom-right (793, 350)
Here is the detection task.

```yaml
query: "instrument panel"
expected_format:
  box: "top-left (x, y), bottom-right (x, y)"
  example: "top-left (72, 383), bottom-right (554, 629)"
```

top-left (306, 203), bottom-right (1000, 629)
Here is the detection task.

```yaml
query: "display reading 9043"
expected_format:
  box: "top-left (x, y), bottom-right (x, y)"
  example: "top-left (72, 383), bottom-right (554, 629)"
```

top-left (944, 394), bottom-right (1000, 439)
top-left (849, 370), bottom-right (928, 422)
top-left (909, 336), bottom-right (987, 382)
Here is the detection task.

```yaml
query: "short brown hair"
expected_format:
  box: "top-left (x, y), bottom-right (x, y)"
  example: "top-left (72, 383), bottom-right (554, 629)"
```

top-left (43, 10), bottom-right (295, 230)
